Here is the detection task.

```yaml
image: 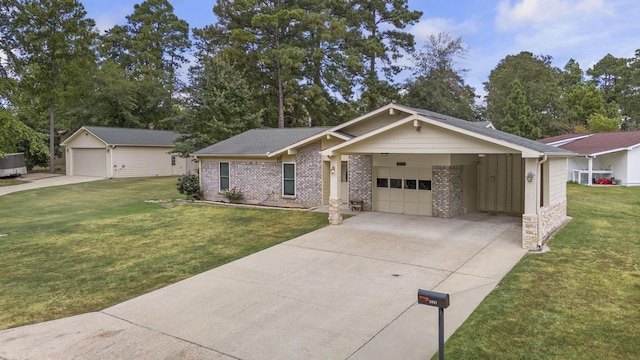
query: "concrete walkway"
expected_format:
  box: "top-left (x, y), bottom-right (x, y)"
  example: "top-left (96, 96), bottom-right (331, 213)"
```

top-left (0, 212), bottom-right (528, 360)
top-left (0, 173), bottom-right (101, 196)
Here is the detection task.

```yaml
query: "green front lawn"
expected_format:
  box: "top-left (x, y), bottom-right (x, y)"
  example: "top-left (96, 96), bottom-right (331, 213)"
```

top-left (0, 177), bottom-right (328, 330)
top-left (0, 178), bottom-right (25, 187)
top-left (442, 184), bottom-right (640, 359)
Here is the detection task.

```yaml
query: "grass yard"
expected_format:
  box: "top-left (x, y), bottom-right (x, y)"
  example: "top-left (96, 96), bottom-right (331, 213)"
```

top-left (0, 178), bottom-right (25, 187)
top-left (441, 183), bottom-right (640, 359)
top-left (0, 177), bottom-right (328, 330)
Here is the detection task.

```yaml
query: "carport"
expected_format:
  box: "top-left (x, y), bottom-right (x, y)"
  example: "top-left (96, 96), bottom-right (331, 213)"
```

top-left (321, 104), bottom-right (573, 249)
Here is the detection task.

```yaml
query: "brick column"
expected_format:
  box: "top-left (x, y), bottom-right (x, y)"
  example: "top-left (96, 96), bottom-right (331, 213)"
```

top-left (432, 165), bottom-right (464, 218)
top-left (348, 155), bottom-right (372, 211)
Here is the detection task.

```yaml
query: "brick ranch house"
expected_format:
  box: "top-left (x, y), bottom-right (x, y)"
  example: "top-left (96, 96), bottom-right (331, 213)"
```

top-left (193, 104), bottom-right (575, 249)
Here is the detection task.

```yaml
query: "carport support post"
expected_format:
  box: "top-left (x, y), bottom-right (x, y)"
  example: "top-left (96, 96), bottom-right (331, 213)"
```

top-left (328, 155), bottom-right (343, 225)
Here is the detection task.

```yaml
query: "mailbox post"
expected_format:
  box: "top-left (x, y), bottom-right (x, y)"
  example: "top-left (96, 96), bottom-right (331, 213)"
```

top-left (418, 289), bottom-right (450, 360)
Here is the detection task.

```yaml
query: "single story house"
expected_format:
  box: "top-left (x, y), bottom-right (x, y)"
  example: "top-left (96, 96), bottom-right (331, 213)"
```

top-left (61, 126), bottom-right (194, 178)
top-left (540, 131), bottom-right (640, 186)
top-left (194, 104), bottom-right (575, 249)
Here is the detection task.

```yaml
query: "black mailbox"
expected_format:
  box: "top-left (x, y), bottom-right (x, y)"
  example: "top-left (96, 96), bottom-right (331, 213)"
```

top-left (418, 289), bottom-right (450, 308)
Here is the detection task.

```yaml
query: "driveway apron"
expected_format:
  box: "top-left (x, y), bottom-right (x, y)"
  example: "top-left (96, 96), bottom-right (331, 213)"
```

top-left (0, 212), bottom-right (527, 360)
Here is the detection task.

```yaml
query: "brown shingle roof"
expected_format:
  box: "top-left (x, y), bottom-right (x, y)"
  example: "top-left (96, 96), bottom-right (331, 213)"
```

top-left (538, 133), bottom-right (587, 144)
top-left (553, 131), bottom-right (640, 155)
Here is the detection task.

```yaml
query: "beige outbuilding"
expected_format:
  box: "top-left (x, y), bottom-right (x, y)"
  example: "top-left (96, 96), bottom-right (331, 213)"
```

top-left (61, 126), bottom-right (194, 178)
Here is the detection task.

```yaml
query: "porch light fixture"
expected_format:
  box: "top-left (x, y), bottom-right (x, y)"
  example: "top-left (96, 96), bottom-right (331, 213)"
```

top-left (331, 165), bottom-right (336, 174)
top-left (526, 171), bottom-right (534, 182)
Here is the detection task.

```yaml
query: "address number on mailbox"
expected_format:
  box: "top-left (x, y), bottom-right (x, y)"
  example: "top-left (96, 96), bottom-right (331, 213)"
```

top-left (418, 289), bottom-right (450, 309)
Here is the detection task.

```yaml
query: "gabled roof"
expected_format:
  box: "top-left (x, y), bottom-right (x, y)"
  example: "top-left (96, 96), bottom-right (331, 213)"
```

top-left (542, 131), bottom-right (640, 156)
top-left (193, 127), bottom-right (332, 156)
top-left (395, 105), bottom-right (572, 156)
top-left (61, 126), bottom-right (180, 147)
top-left (538, 133), bottom-right (588, 145)
top-left (193, 104), bottom-right (574, 158)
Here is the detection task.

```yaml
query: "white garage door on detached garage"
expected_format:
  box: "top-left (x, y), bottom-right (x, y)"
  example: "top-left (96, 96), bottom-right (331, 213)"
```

top-left (72, 149), bottom-right (107, 177)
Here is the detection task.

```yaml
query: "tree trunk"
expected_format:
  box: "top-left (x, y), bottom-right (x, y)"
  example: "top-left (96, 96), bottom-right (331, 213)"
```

top-left (277, 64), bottom-right (285, 128)
top-left (49, 103), bottom-right (55, 173)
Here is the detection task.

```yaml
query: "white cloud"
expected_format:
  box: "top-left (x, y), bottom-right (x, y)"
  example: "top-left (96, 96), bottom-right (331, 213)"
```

top-left (495, 0), bottom-right (608, 31)
top-left (89, 5), bottom-right (132, 33)
top-left (410, 17), bottom-right (478, 43)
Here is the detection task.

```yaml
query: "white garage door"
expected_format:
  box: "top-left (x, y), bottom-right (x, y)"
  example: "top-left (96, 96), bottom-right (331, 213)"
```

top-left (72, 148), bottom-right (107, 177)
top-left (374, 167), bottom-right (432, 215)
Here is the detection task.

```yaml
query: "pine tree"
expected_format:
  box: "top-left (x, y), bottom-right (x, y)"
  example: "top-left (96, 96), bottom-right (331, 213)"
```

top-left (10, 0), bottom-right (97, 171)
top-left (501, 80), bottom-right (542, 139)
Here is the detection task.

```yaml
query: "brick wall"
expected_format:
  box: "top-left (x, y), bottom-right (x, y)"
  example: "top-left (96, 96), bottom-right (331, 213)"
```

top-left (199, 141), bottom-right (323, 207)
top-left (348, 155), bottom-right (373, 211)
top-left (432, 165), bottom-right (464, 218)
top-left (522, 201), bottom-right (568, 250)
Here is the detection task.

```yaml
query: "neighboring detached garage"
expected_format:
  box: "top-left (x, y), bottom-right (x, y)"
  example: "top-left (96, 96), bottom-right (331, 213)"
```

top-left (61, 126), bottom-right (194, 178)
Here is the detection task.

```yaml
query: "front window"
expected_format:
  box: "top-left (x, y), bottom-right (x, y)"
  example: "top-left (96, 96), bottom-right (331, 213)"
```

top-left (219, 162), bottom-right (229, 191)
top-left (341, 161), bottom-right (348, 182)
top-left (283, 163), bottom-right (295, 196)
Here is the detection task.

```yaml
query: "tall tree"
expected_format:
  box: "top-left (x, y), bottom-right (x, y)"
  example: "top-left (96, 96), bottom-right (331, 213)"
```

top-left (484, 51), bottom-right (562, 136)
top-left (563, 84), bottom-right (612, 131)
top-left (174, 56), bottom-right (262, 156)
top-left (618, 50), bottom-right (640, 130)
top-left (558, 58), bottom-right (584, 92)
top-left (402, 32), bottom-right (477, 120)
top-left (500, 79), bottom-right (541, 139)
top-left (10, 0), bottom-right (97, 172)
top-left (100, 0), bottom-right (190, 129)
top-left (346, 0), bottom-right (422, 111)
top-left (587, 53), bottom-right (627, 103)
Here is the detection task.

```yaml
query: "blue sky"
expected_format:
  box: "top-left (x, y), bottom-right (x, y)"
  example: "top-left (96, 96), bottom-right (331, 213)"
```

top-left (83, 0), bottom-right (640, 101)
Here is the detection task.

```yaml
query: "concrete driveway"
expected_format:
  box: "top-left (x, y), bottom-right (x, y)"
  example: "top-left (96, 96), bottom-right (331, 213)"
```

top-left (0, 212), bottom-right (527, 360)
top-left (0, 174), bottom-right (101, 196)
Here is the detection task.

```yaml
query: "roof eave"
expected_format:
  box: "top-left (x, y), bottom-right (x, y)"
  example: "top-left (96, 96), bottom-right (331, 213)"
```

top-left (60, 126), bottom-right (109, 147)
top-left (194, 153), bottom-right (269, 158)
top-left (321, 114), bottom-right (416, 156)
top-left (329, 103), bottom-right (416, 133)
top-left (265, 130), bottom-right (345, 157)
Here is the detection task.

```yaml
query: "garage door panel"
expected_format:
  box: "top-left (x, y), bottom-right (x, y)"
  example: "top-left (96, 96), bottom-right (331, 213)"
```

top-left (374, 166), bottom-right (432, 215)
top-left (389, 201), bottom-right (404, 213)
top-left (73, 149), bottom-right (107, 177)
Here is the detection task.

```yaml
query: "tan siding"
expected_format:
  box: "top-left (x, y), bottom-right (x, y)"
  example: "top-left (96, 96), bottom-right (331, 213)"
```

top-left (112, 147), bottom-right (174, 178)
top-left (477, 154), bottom-right (523, 214)
top-left (322, 161), bottom-right (330, 204)
top-left (341, 123), bottom-right (515, 154)
top-left (171, 156), bottom-right (194, 176)
top-left (549, 158), bottom-right (567, 205)
top-left (340, 112), bottom-right (407, 136)
top-left (66, 130), bottom-right (106, 147)
top-left (321, 137), bottom-right (343, 150)
top-left (373, 153), bottom-right (434, 167)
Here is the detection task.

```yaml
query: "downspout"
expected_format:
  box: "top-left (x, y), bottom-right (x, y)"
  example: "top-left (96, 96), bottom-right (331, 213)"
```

top-left (536, 154), bottom-right (548, 248)
top-left (110, 145), bottom-right (116, 178)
